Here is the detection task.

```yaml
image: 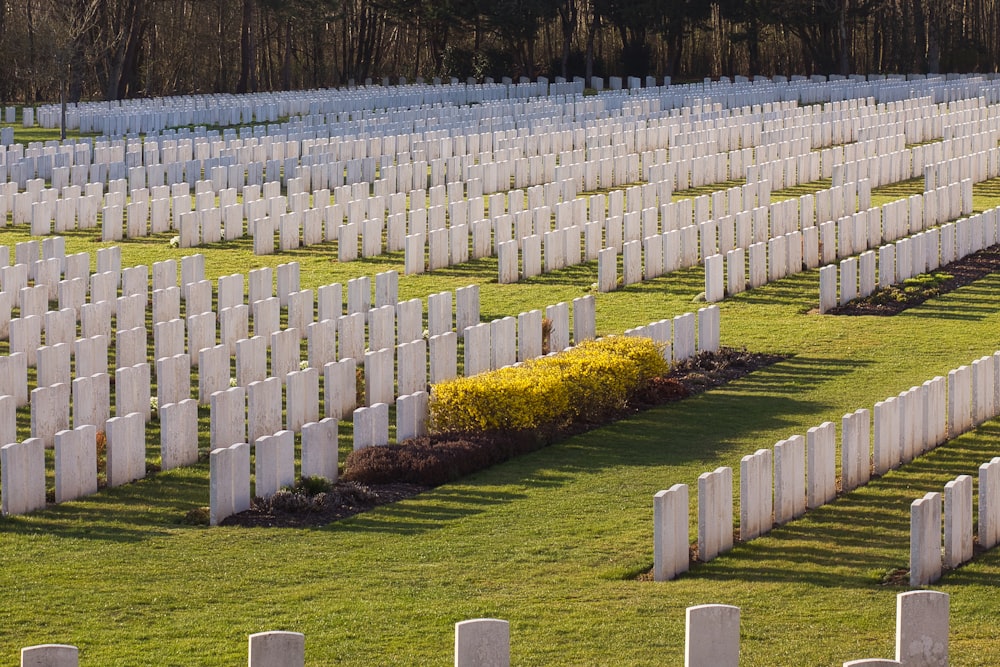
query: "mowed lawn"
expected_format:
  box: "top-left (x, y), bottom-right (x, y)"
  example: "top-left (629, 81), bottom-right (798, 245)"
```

top-left (0, 135), bottom-right (998, 664)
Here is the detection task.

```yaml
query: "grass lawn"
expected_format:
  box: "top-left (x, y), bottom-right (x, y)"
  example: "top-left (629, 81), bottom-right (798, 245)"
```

top-left (0, 163), bottom-right (998, 664)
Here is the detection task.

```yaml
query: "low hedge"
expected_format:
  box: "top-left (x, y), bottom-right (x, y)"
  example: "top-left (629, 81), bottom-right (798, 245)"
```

top-left (429, 336), bottom-right (669, 433)
top-left (343, 432), bottom-right (540, 487)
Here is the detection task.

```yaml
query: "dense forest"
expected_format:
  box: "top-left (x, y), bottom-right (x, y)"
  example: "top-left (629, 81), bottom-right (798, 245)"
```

top-left (0, 0), bottom-right (995, 105)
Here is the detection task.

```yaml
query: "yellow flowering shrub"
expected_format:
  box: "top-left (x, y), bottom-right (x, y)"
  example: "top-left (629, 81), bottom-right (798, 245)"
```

top-left (429, 336), bottom-right (669, 433)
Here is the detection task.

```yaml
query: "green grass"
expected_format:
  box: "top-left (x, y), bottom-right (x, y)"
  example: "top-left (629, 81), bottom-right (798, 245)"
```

top-left (0, 171), bottom-right (999, 665)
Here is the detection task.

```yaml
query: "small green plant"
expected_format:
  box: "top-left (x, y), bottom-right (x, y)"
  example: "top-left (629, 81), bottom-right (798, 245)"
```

top-left (902, 271), bottom-right (952, 289)
top-left (296, 476), bottom-right (334, 495)
top-left (181, 507), bottom-right (211, 525)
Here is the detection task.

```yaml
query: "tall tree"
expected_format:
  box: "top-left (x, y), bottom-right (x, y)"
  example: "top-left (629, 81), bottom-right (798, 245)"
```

top-left (483, 0), bottom-right (559, 77)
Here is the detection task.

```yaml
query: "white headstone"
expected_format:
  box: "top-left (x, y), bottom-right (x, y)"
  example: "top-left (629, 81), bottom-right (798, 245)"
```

top-left (896, 590), bottom-right (948, 667)
top-left (653, 483), bottom-right (689, 581)
top-left (454, 619), bottom-right (509, 667)
top-left (684, 604), bottom-right (740, 667)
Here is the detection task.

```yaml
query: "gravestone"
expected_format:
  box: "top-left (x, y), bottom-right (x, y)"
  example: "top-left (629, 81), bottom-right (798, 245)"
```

top-left (685, 604), bottom-right (740, 667)
top-left (397, 340), bottom-right (427, 398)
top-left (236, 336), bottom-right (267, 388)
top-left (352, 403), bottom-right (389, 449)
top-left (740, 449), bottom-right (773, 541)
top-left (209, 442), bottom-right (251, 525)
top-left (287, 290), bottom-right (313, 339)
top-left (248, 630), bottom-right (305, 667)
top-left (19, 644), bottom-right (79, 667)
top-left (324, 358), bottom-right (357, 420)
top-left (874, 398), bottom-right (900, 474)
top-left (572, 295), bottom-right (596, 344)
top-left (841, 408), bottom-right (871, 492)
top-left (254, 430), bottom-right (295, 499)
top-left (198, 344), bottom-right (229, 405)
top-left (545, 302), bottom-right (570, 353)
top-left (1, 438), bottom-right (46, 515)
top-left (364, 348), bottom-right (394, 406)
top-left (490, 317), bottom-right (516, 370)
top-left (910, 492), bottom-right (942, 586)
top-left (286, 368), bottom-right (320, 432)
top-left (219, 305), bottom-right (249, 356)
top-left (270, 328), bottom-right (301, 382)
top-left (518, 310), bottom-right (543, 362)
top-left (429, 331), bottom-right (457, 384)
top-left (247, 377), bottom-right (282, 444)
top-left (339, 313), bottom-right (366, 361)
top-left (807, 422), bottom-right (837, 508)
top-left (301, 418), bottom-right (338, 482)
top-left (30, 382), bottom-right (70, 448)
top-left (106, 412), bottom-right (145, 487)
top-left (597, 247), bottom-right (617, 292)
top-left (943, 475), bottom-right (973, 569)
top-left (54, 425), bottom-right (98, 503)
top-left (653, 483), bottom-right (689, 582)
top-left (697, 466), bottom-right (733, 561)
top-left (464, 323), bottom-right (491, 377)
top-left (37, 343), bottom-right (71, 389)
top-left (396, 298), bottom-right (422, 345)
top-left (188, 312), bottom-right (217, 366)
top-left (153, 318), bottom-right (185, 362)
top-left (673, 313), bottom-right (696, 361)
top-left (456, 285), bottom-right (480, 337)
top-left (156, 354), bottom-right (191, 407)
top-left (252, 297), bottom-right (280, 341)
top-left (307, 319), bottom-right (337, 370)
top-left (774, 435), bottom-right (806, 524)
top-left (979, 456), bottom-right (1000, 550)
top-left (72, 373), bottom-right (110, 430)
top-left (454, 619), bottom-right (509, 667)
top-left (896, 591), bottom-right (949, 667)
top-left (210, 386), bottom-right (246, 451)
top-left (159, 398), bottom-right (198, 470)
top-left (396, 391), bottom-right (429, 442)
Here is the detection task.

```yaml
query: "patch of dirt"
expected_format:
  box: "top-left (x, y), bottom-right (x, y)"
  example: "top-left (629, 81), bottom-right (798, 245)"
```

top-left (223, 347), bottom-right (785, 529)
top-left (220, 481), bottom-right (428, 528)
top-left (879, 568), bottom-right (910, 586)
top-left (827, 243), bottom-right (1000, 316)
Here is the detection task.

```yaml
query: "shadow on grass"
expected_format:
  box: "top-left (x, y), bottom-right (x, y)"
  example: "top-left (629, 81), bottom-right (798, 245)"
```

top-left (905, 282), bottom-right (1000, 322)
top-left (729, 271), bottom-right (819, 309)
top-left (0, 465), bottom-right (209, 542)
top-left (732, 354), bottom-right (872, 394)
top-left (330, 485), bottom-right (527, 535)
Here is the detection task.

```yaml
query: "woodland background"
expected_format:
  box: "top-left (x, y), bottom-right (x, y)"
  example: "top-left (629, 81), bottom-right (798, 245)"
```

top-left (0, 0), bottom-right (993, 105)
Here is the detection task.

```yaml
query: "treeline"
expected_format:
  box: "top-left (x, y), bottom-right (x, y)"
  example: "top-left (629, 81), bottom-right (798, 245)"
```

top-left (0, 0), bottom-right (996, 104)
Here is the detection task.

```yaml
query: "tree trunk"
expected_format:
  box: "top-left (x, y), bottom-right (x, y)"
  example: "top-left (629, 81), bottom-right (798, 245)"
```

top-left (747, 15), bottom-right (761, 76)
top-left (837, 0), bottom-right (850, 75)
top-left (585, 11), bottom-right (598, 83)
top-left (282, 17), bottom-right (292, 90)
top-left (237, 0), bottom-right (255, 93)
top-left (559, 0), bottom-right (577, 79)
top-left (927, 0), bottom-right (941, 73)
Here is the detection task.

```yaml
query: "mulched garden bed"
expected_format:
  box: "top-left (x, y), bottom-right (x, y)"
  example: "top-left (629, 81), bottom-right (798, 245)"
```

top-left (221, 347), bottom-right (785, 528)
top-left (826, 243), bottom-right (1000, 316)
